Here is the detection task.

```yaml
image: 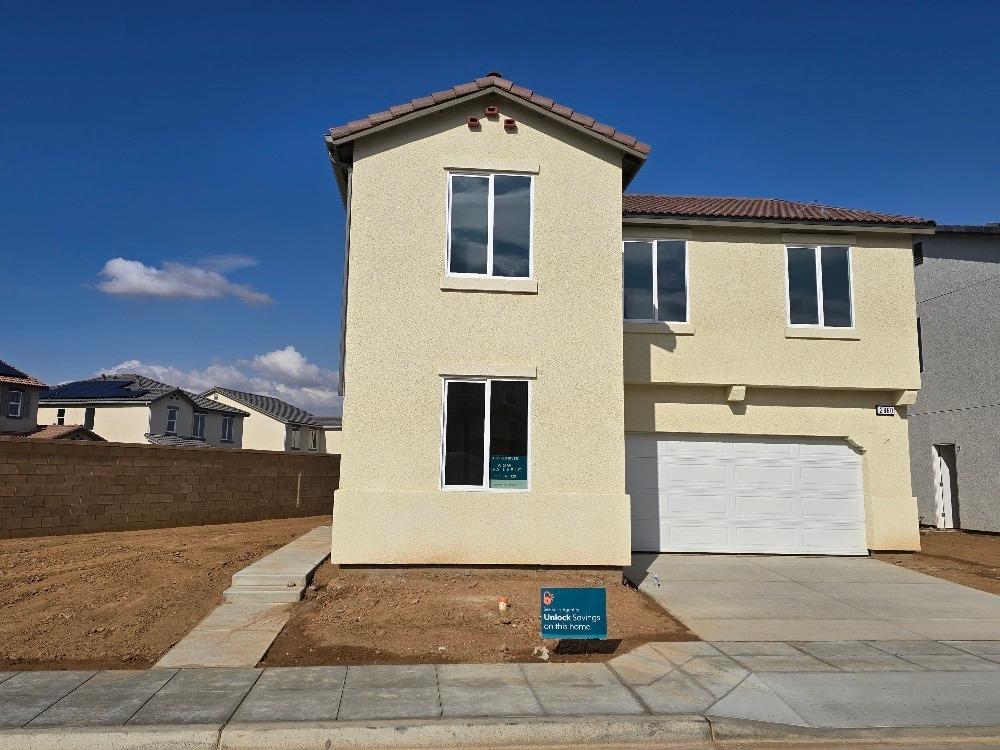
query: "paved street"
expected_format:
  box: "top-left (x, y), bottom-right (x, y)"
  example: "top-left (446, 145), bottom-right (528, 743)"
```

top-left (627, 554), bottom-right (1000, 640)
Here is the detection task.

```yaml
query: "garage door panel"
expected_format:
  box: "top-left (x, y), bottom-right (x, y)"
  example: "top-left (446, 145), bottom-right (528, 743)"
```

top-left (626, 434), bottom-right (866, 555)
top-left (734, 493), bottom-right (796, 516)
top-left (733, 464), bottom-right (795, 488)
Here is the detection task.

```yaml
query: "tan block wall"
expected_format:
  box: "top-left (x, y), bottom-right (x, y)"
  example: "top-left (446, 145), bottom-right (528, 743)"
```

top-left (625, 384), bottom-right (920, 550)
top-left (335, 97), bottom-right (630, 564)
top-left (0, 439), bottom-right (338, 539)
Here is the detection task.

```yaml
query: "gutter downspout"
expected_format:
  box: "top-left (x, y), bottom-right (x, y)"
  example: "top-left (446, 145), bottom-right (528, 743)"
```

top-left (335, 156), bottom-right (352, 399)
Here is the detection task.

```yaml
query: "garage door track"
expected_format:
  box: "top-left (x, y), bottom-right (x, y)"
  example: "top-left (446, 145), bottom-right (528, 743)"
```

top-left (626, 554), bottom-right (1000, 641)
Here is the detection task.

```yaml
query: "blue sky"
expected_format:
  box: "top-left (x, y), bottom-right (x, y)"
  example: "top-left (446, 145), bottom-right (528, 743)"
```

top-left (4, 1), bottom-right (998, 412)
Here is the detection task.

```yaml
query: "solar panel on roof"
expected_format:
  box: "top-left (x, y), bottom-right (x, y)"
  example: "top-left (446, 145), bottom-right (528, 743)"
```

top-left (42, 380), bottom-right (149, 400)
top-left (0, 361), bottom-right (28, 378)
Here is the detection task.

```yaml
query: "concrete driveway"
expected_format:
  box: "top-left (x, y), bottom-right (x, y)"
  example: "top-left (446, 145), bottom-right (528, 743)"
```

top-left (626, 554), bottom-right (1000, 641)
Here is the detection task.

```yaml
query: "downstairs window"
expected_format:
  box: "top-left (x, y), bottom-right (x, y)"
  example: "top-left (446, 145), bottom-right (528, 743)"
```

top-left (442, 379), bottom-right (529, 490)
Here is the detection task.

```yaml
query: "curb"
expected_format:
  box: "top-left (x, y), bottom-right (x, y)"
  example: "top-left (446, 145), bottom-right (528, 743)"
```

top-left (4, 717), bottom-right (1000, 750)
top-left (218, 716), bottom-right (712, 749)
top-left (0, 724), bottom-right (221, 750)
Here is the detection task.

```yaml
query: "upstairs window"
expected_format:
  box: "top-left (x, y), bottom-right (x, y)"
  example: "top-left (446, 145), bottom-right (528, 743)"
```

top-left (192, 413), bottom-right (206, 439)
top-left (221, 416), bottom-right (234, 442)
top-left (7, 390), bottom-right (22, 418)
top-left (56, 408), bottom-right (65, 425)
top-left (290, 426), bottom-right (300, 450)
top-left (913, 241), bottom-right (924, 267)
top-left (623, 240), bottom-right (688, 323)
top-left (442, 379), bottom-right (529, 491)
top-left (786, 245), bottom-right (853, 327)
top-left (309, 428), bottom-right (318, 451)
top-left (165, 406), bottom-right (178, 435)
top-left (447, 173), bottom-right (532, 278)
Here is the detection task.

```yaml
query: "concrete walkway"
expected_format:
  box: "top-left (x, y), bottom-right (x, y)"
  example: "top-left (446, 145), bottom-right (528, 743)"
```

top-left (626, 554), bottom-right (1000, 641)
top-left (156, 526), bottom-right (330, 668)
top-left (3, 640), bottom-right (1000, 737)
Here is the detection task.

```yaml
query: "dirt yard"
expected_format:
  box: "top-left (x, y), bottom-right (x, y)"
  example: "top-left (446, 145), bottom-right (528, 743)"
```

top-left (876, 529), bottom-right (1000, 595)
top-left (263, 565), bottom-right (694, 666)
top-left (0, 516), bottom-right (329, 670)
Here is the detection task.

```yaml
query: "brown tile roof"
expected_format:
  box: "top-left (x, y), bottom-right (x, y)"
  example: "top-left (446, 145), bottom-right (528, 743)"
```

top-left (327, 72), bottom-right (651, 156)
top-left (0, 360), bottom-right (47, 388)
top-left (623, 195), bottom-right (934, 227)
top-left (0, 424), bottom-right (104, 440)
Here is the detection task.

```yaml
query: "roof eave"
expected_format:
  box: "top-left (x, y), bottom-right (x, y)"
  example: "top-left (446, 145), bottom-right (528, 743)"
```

top-left (622, 214), bottom-right (936, 234)
top-left (325, 86), bottom-right (649, 190)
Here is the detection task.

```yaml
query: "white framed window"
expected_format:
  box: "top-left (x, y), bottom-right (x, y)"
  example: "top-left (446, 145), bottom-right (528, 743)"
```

top-left (441, 378), bottom-right (530, 491)
top-left (7, 390), bottom-right (23, 418)
top-left (221, 416), bottom-right (234, 442)
top-left (622, 240), bottom-right (688, 323)
top-left (786, 245), bottom-right (854, 327)
top-left (447, 172), bottom-right (533, 278)
top-left (192, 413), bottom-right (206, 439)
top-left (165, 406), bottom-right (178, 434)
top-left (56, 408), bottom-right (65, 425)
top-left (290, 426), bottom-right (300, 450)
top-left (309, 428), bottom-right (318, 451)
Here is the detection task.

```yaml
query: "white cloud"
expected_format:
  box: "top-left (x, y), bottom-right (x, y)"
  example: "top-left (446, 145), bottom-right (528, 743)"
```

top-left (196, 254), bottom-right (259, 273)
top-left (96, 257), bottom-right (272, 305)
top-left (97, 346), bottom-right (341, 415)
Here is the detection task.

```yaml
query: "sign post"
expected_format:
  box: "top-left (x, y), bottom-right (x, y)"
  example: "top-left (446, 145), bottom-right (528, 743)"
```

top-left (540, 587), bottom-right (607, 640)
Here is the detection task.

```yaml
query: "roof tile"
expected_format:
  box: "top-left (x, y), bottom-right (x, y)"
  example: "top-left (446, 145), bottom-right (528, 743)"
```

top-left (453, 82), bottom-right (478, 95)
top-left (509, 84), bottom-right (533, 98)
top-left (389, 103), bottom-right (414, 116)
top-left (410, 95), bottom-right (435, 109)
top-left (431, 89), bottom-right (456, 103)
top-left (622, 195), bottom-right (934, 227)
top-left (528, 93), bottom-right (554, 109)
top-left (591, 121), bottom-right (615, 137)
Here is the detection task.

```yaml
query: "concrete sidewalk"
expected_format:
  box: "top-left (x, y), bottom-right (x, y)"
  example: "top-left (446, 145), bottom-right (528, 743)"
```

top-left (2, 640), bottom-right (1000, 748)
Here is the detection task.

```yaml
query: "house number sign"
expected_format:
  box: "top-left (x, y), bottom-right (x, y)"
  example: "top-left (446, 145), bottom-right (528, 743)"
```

top-left (875, 405), bottom-right (896, 416)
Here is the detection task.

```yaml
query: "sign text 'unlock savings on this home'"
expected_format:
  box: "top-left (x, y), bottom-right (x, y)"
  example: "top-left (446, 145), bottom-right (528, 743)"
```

top-left (540, 587), bottom-right (607, 640)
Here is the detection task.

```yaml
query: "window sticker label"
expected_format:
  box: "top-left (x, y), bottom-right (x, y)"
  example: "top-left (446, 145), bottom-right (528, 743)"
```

top-left (489, 455), bottom-right (527, 489)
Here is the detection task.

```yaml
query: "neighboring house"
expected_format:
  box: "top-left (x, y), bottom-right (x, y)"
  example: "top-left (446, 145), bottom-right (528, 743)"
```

top-left (38, 374), bottom-right (248, 447)
top-left (909, 224), bottom-right (1000, 533)
top-left (316, 415), bottom-right (343, 456)
top-left (325, 72), bottom-right (931, 565)
top-left (0, 424), bottom-right (105, 442)
top-left (0, 360), bottom-right (47, 434)
top-left (200, 388), bottom-right (340, 453)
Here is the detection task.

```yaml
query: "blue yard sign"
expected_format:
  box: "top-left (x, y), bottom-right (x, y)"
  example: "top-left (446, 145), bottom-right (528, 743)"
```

top-left (540, 587), bottom-right (607, 640)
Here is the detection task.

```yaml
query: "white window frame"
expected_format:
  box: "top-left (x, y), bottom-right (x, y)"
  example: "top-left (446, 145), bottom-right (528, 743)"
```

top-left (221, 416), bottom-right (234, 442)
top-left (446, 171), bottom-right (535, 279)
top-left (622, 239), bottom-right (690, 324)
top-left (7, 390), bottom-right (23, 418)
top-left (165, 406), bottom-right (178, 435)
top-left (192, 412), bottom-right (206, 439)
top-left (785, 244), bottom-right (855, 328)
top-left (309, 428), bottom-right (318, 451)
top-left (290, 426), bottom-right (300, 450)
top-left (439, 377), bottom-right (531, 492)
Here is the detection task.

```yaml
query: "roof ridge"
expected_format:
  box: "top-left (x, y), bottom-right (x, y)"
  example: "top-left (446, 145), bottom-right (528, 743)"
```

top-left (326, 73), bottom-right (651, 157)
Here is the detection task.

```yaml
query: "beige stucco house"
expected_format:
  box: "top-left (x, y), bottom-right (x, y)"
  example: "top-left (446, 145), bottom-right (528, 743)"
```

top-left (38, 374), bottom-right (248, 447)
top-left (201, 388), bottom-right (341, 454)
top-left (0, 360), bottom-right (48, 434)
top-left (325, 73), bottom-right (930, 566)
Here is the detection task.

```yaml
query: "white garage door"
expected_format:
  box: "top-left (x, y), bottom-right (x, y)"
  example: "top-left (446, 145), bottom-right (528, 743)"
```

top-left (626, 434), bottom-right (866, 555)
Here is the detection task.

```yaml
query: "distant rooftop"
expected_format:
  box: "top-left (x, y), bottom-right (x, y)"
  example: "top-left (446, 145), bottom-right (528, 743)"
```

top-left (936, 223), bottom-right (1000, 235)
top-left (315, 415), bottom-right (342, 429)
top-left (202, 387), bottom-right (322, 426)
top-left (0, 359), bottom-right (47, 389)
top-left (41, 374), bottom-right (248, 416)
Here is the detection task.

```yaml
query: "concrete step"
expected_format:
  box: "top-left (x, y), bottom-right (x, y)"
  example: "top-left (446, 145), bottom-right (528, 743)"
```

top-left (231, 571), bottom-right (309, 588)
top-left (223, 585), bottom-right (304, 604)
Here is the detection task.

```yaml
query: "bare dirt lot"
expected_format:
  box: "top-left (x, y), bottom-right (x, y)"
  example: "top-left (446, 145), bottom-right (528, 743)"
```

top-left (0, 516), bottom-right (329, 670)
top-left (876, 529), bottom-right (1000, 595)
top-left (263, 565), bottom-right (694, 666)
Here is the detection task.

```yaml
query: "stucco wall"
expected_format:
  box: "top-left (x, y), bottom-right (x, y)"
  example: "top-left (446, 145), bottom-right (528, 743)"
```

top-left (909, 231), bottom-right (1000, 532)
top-left (0, 386), bottom-right (39, 433)
top-left (207, 393), bottom-right (285, 451)
top-left (321, 427), bottom-right (342, 455)
top-left (334, 96), bottom-right (630, 564)
top-left (626, 384), bottom-right (920, 550)
top-left (622, 225), bottom-right (921, 390)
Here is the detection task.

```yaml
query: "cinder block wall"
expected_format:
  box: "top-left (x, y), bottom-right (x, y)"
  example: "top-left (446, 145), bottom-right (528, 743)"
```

top-left (0, 439), bottom-right (338, 539)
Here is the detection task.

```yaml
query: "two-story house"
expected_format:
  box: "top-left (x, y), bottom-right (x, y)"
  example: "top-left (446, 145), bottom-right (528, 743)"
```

top-left (326, 73), bottom-right (931, 565)
top-left (0, 360), bottom-right (48, 434)
top-left (38, 374), bottom-right (248, 447)
top-left (201, 387), bottom-right (341, 454)
top-left (909, 224), bottom-right (1000, 533)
